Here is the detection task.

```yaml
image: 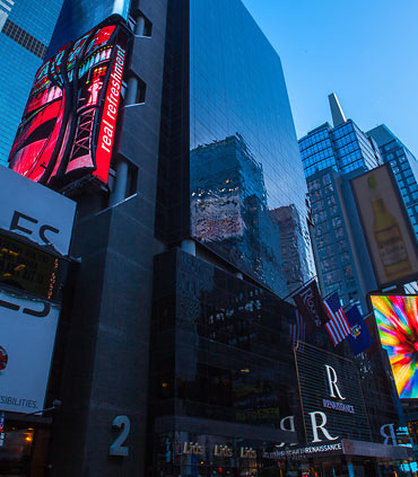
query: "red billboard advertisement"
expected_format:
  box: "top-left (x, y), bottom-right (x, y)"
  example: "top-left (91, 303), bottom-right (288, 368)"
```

top-left (8, 19), bottom-right (131, 188)
top-left (370, 294), bottom-right (418, 399)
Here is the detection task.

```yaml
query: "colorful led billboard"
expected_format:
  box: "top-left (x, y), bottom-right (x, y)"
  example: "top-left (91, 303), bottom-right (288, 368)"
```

top-left (8, 19), bottom-right (131, 188)
top-left (370, 294), bottom-right (418, 399)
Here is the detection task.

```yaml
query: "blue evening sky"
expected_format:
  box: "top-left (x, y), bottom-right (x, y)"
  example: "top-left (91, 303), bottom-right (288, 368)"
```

top-left (242, 0), bottom-right (418, 155)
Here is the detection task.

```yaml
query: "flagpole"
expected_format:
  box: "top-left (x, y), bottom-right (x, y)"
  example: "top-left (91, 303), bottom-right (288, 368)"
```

top-left (278, 275), bottom-right (318, 304)
top-left (322, 288), bottom-right (341, 302)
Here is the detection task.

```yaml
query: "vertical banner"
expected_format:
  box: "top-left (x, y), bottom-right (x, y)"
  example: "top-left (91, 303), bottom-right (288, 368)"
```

top-left (351, 165), bottom-right (418, 287)
top-left (345, 305), bottom-right (373, 355)
top-left (292, 280), bottom-right (329, 328)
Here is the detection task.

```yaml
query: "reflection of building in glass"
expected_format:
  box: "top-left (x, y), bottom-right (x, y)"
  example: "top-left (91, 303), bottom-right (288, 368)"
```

top-left (299, 94), bottom-right (382, 310)
top-left (270, 204), bottom-right (312, 289)
top-left (191, 134), bottom-right (287, 296)
top-left (158, 0), bottom-right (317, 296)
top-left (367, 125), bottom-right (418, 238)
top-left (0, 0), bottom-right (64, 164)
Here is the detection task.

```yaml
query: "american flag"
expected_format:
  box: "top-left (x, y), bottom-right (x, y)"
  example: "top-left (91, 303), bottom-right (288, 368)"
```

top-left (323, 292), bottom-right (351, 346)
top-left (290, 310), bottom-right (306, 349)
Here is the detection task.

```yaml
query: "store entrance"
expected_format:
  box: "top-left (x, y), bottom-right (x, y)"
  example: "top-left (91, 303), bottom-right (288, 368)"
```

top-left (0, 427), bottom-right (33, 476)
top-left (0, 424), bottom-right (49, 477)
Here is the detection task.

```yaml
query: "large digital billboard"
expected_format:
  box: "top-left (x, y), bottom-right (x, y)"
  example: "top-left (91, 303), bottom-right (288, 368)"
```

top-left (0, 289), bottom-right (60, 414)
top-left (8, 19), bottom-right (131, 188)
top-left (370, 294), bottom-right (418, 400)
top-left (352, 165), bottom-right (418, 287)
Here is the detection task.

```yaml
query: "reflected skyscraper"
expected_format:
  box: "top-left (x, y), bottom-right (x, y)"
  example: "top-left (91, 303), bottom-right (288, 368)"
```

top-left (157, 0), bottom-right (315, 295)
top-left (191, 134), bottom-right (287, 296)
top-left (270, 204), bottom-right (312, 290)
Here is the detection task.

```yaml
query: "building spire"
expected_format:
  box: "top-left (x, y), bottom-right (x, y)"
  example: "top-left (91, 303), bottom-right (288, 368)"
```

top-left (328, 93), bottom-right (347, 128)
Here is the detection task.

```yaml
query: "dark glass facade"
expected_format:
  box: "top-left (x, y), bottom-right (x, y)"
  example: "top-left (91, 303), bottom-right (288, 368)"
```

top-left (151, 249), bottom-right (306, 475)
top-left (187, 0), bottom-right (314, 296)
top-left (150, 250), bottom-right (403, 476)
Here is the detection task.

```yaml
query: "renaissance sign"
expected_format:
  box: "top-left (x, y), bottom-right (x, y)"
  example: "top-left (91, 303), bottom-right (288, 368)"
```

top-left (295, 343), bottom-right (371, 443)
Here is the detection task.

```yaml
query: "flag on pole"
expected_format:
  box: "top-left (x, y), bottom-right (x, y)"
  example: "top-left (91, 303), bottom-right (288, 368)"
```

top-left (345, 305), bottom-right (373, 355)
top-left (323, 292), bottom-right (351, 346)
top-left (292, 279), bottom-right (329, 327)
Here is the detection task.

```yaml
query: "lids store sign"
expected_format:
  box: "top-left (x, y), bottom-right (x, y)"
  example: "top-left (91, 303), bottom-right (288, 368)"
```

top-left (295, 343), bottom-right (372, 443)
top-left (182, 442), bottom-right (256, 459)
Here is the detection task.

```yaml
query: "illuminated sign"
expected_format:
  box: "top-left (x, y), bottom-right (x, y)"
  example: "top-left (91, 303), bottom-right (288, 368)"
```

top-left (0, 232), bottom-right (65, 302)
top-left (370, 294), bottom-right (418, 399)
top-left (352, 165), bottom-right (418, 287)
top-left (295, 343), bottom-right (371, 443)
top-left (8, 20), bottom-right (131, 188)
top-left (0, 290), bottom-right (60, 414)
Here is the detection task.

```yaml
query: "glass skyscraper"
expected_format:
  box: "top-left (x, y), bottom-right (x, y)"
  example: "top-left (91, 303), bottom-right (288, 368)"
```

top-left (299, 94), bottom-right (382, 308)
top-left (158, 0), bottom-right (315, 297)
top-left (367, 124), bottom-right (418, 238)
top-left (0, 0), bottom-right (63, 164)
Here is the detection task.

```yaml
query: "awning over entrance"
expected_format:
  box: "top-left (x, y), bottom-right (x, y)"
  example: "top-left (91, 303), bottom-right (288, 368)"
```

top-left (341, 439), bottom-right (413, 459)
top-left (267, 440), bottom-right (413, 461)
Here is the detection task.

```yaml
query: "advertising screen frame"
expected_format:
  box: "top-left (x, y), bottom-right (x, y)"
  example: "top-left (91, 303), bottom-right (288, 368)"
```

top-left (369, 292), bottom-right (418, 400)
top-left (351, 164), bottom-right (418, 289)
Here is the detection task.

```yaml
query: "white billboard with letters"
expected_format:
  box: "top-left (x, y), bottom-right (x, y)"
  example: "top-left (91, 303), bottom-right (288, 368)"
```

top-left (0, 289), bottom-right (60, 414)
top-left (0, 166), bottom-right (76, 256)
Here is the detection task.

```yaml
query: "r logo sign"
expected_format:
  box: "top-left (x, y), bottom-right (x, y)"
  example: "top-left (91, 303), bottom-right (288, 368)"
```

top-left (325, 364), bottom-right (346, 400)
